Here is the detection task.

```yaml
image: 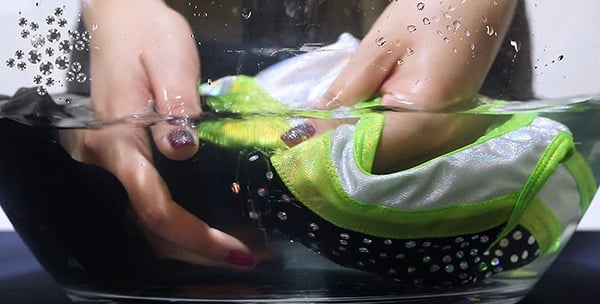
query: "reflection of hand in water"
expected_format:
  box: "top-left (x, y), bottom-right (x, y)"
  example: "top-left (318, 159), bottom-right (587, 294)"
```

top-left (284, 0), bottom-right (518, 174)
top-left (60, 0), bottom-right (255, 268)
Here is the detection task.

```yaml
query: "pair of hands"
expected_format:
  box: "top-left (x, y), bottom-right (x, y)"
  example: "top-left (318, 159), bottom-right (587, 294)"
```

top-left (61, 0), bottom-right (516, 268)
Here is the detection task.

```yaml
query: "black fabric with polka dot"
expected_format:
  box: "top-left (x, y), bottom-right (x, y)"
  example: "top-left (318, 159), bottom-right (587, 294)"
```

top-left (234, 150), bottom-right (541, 287)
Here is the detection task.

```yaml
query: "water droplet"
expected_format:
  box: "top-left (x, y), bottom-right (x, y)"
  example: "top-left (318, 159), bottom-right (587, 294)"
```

top-left (91, 24), bottom-right (99, 31)
top-left (39, 61), bottom-right (54, 75)
top-left (383, 239), bottom-right (393, 245)
top-left (71, 61), bottom-right (82, 72)
top-left (558, 54), bottom-right (565, 61)
top-left (21, 29), bottom-right (31, 38)
top-left (257, 188), bottom-right (267, 197)
top-left (528, 236), bottom-right (536, 245)
top-left (36, 86), bottom-right (47, 96)
top-left (30, 22), bottom-right (39, 31)
top-left (309, 223), bottom-right (319, 231)
top-left (340, 233), bottom-right (350, 240)
top-left (499, 238), bottom-right (510, 248)
top-left (45, 47), bottom-right (55, 56)
top-left (47, 29), bottom-right (61, 42)
top-left (445, 264), bottom-right (455, 273)
top-left (396, 59), bottom-right (404, 66)
top-left (510, 254), bottom-right (519, 263)
top-left (53, 56), bottom-right (69, 70)
top-left (76, 72), bottom-right (87, 83)
top-left (405, 48), bottom-right (415, 56)
top-left (57, 18), bottom-right (68, 27)
top-left (277, 211), bottom-right (288, 221)
top-left (18, 17), bottom-right (28, 27)
top-left (358, 247), bottom-right (369, 254)
top-left (443, 37), bottom-right (450, 43)
top-left (430, 264), bottom-right (440, 272)
top-left (241, 7), bottom-right (252, 19)
top-left (27, 50), bottom-right (42, 64)
top-left (54, 7), bottom-right (64, 17)
top-left (407, 25), bottom-right (417, 33)
top-left (464, 29), bottom-right (471, 37)
top-left (417, 2), bottom-right (425, 10)
top-left (45, 15), bottom-right (56, 25)
top-left (230, 182), bottom-right (240, 194)
top-left (422, 17), bottom-right (431, 25)
top-left (265, 171), bottom-right (274, 180)
top-left (75, 40), bottom-right (86, 52)
top-left (33, 75), bottom-right (43, 84)
top-left (486, 25), bottom-right (495, 36)
top-left (460, 261), bottom-right (469, 270)
top-left (363, 238), bottom-right (373, 245)
top-left (65, 71), bottom-right (75, 82)
top-left (82, 31), bottom-right (92, 42)
top-left (443, 255), bottom-right (453, 263)
top-left (453, 20), bottom-right (462, 30)
top-left (405, 241), bottom-right (416, 248)
top-left (375, 36), bottom-right (386, 47)
top-left (58, 40), bottom-right (73, 54)
top-left (31, 34), bottom-right (46, 48)
top-left (45, 77), bottom-right (56, 87)
top-left (16, 61), bottom-right (27, 71)
top-left (6, 58), bottom-right (16, 68)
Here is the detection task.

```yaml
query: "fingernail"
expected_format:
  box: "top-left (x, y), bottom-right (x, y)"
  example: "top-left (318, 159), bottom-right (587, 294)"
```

top-left (225, 250), bottom-right (256, 267)
top-left (281, 123), bottom-right (316, 147)
top-left (168, 128), bottom-right (195, 148)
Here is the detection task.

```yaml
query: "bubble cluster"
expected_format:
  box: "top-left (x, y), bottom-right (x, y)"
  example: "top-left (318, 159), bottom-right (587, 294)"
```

top-left (5, 5), bottom-right (92, 95)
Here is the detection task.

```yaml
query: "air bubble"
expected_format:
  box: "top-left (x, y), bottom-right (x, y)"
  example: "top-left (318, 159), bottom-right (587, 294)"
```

top-left (65, 71), bottom-right (75, 82)
top-left (54, 7), bottom-right (64, 17)
top-left (82, 31), bottom-right (92, 42)
top-left (16, 61), bottom-right (27, 71)
top-left (558, 55), bottom-right (565, 61)
top-left (75, 40), bottom-right (86, 52)
top-left (28, 50), bottom-right (42, 64)
top-left (30, 22), bottom-right (40, 31)
top-left (57, 18), bottom-right (68, 27)
top-left (45, 78), bottom-right (56, 87)
top-left (36, 86), bottom-right (47, 96)
top-left (69, 30), bottom-right (80, 40)
top-left (45, 47), bottom-right (55, 57)
top-left (15, 50), bottom-right (25, 59)
top-left (18, 17), bottom-right (28, 27)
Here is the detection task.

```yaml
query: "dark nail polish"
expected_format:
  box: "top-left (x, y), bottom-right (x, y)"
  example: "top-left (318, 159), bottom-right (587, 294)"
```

top-left (281, 123), bottom-right (316, 147)
top-left (225, 250), bottom-right (256, 267)
top-left (168, 129), bottom-right (195, 148)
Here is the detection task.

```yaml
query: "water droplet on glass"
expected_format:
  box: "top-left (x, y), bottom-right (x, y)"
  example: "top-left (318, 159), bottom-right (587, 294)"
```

top-left (397, 59), bottom-right (404, 66)
top-left (76, 72), bottom-right (87, 83)
top-left (486, 25), bottom-right (495, 36)
top-left (375, 36), bottom-right (386, 47)
top-left (82, 31), bottom-right (92, 42)
top-left (423, 17), bottom-right (431, 25)
top-left (45, 47), bottom-right (55, 57)
top-left (15, 50), bottom-right (25, 59)
top-left (406, 48), bottom-right (415, 56)
top-left (21, 29), bottom-right (31, 38)
top-left (65, 71), bottom-right (75, 82)
top-left (18, 17), bottom-right (28, 27)
top-left (509, 40), bottom-right (521, 53)
top-left (55, 56), bottom-right (70, 70)
top-left (464, 29), bottom-right (471, 37)
top-left (47, 29), bottom-right (61, 42)
top-left (443, 37), bottom-right (450, 44)
top-left (31, 34), bottom-right (46, 48)
top-left (75, 40), bottom-right (86, 51)
top-left (45, 15), bottom-right (56, 25)
top-left (241, 7), bottom-right (252, 19)
top-left (407, 25), bottom-right (417, 33)
top-left (309, 223), bottom-right (320, 231)
top-left (6, 58), bottom-right (16, 68)
top-left (16, 61), bottom-right (27, 71)
top-left (28, 50), bottom-right (42, 64)
top-left (54, 7), bottom-right (64, 17)
top-left (33, 75), bottom-right (43, 84)
top-left (277, 211), bottom-right (288, 221)
top-left (71, 61), bottom-right (82, 72)
top-left (91, 24), bottom-right (99, 31)
top-left (417, 2), bottom-right (425, 10)
top-left (58, 40), bottom-right (73, 54)
top-left (30, 22), bottom-right (39, 31)
top-left (58, 18), bottom-right (68, 27)
top-left (453, 20), bottom-right (462, 30)
top-left (45, 77), bottom-right (56, 87)
top-left (36, 86), bottom-right (47, 96)
top-left (39, 61), bottom-right (54, 75)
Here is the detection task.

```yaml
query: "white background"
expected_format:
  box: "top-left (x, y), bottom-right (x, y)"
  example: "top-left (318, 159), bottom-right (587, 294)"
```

top-left (0, 0), bottom-right (599, 230)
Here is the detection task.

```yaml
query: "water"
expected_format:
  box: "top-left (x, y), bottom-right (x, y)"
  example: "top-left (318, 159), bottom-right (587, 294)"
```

top-left (0, 89), bottom-right (599, 303)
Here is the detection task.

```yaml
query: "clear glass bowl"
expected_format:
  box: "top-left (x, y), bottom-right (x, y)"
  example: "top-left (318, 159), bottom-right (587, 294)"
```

top-left (1, 1), bottom-right (599, 303)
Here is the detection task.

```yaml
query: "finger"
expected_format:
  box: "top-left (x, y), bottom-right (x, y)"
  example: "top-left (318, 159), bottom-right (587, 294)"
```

top-left (104, 129), bottom-right (255, 268)
top-left (143, 13), bottom-right (202, 161)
